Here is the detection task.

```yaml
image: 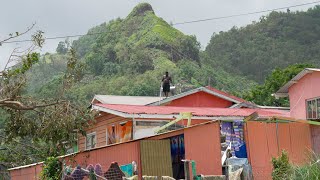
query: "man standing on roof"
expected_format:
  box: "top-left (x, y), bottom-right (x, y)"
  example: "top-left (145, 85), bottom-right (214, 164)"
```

top-left (162, 71), bottom-right (172, 98)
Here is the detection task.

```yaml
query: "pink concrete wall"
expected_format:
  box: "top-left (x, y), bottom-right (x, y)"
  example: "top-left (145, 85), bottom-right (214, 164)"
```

top-left (184, 122), bottom-right (222, 175)
top-left (288, 71), bottom-right (320, 154)
top-left (289, 72), bottom-right (320, 119)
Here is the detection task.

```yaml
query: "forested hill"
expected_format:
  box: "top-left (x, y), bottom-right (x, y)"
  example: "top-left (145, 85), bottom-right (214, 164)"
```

top-left (27, 4), bottom-right (320, 103)
top-left (28, 3), bottom-right (255, 102)
top-left (72, 3), bottom-right (200, 75)
top-left (205, 5), bottom-right (320, 83)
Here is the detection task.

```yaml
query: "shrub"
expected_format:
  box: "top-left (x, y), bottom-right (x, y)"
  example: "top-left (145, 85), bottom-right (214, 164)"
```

top-left (272, 150), bottom-right (292, 180)
top-left (40, 157), bottom-right (62, 180)
top-left (291, 152), bottom-right (320, 180)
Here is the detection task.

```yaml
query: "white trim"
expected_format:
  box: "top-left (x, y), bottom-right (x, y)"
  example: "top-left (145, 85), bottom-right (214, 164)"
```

top-left (119, 121), bottom-right (128, 125)
top-left (92, 105), bottom-right (131, 118)
top-left (274, 93), bottom-right (289, 98)
top-left (85, 132), bottom-right (97, 150)
top-left (306, 97), bottom-right (320, 120)
top-left (202, 88), bottom-right (241, 104)
top-left (8, 162), bottom-right (44, 171)
top-left (256, 105), bottom-right (290, 110)
top-left (134, 119), bottom-right (171, 122)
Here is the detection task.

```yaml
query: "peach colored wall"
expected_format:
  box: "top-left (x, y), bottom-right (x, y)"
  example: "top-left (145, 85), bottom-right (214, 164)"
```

top-left (78, 113), bottom-right (129, 151)
top-left (246, 122), bottom-right (311, 180)
top-left (184, 122), bottom-right (222, 175)
top-left (10, 163), bottom-right (43, 180)
top-left (167, 91), bottom-right (233, 108)
top-left (64, 141), bottom-right (141, 177)
top-left (289, 72), bottom-right (320, 119)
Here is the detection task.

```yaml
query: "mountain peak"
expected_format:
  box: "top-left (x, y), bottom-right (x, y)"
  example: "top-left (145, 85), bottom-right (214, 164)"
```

top-left (129, 3), bottom-right (154, 17)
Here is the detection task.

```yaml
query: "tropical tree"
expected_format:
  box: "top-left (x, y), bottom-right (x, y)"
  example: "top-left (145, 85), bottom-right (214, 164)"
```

top-left (245, 63), bottom-right (315, 106)
top-left (0, 25), bottom-right (92, 167)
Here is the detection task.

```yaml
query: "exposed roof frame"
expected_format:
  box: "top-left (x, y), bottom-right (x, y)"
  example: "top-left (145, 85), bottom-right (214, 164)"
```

top-left (229, 102), bottom-right (258, 109)
top-left (92, 104), bottom-right (245, 120)
top-left (91, 95), bottom-right (103, 104)
top-left (148, 87), bottom-right (241, 106)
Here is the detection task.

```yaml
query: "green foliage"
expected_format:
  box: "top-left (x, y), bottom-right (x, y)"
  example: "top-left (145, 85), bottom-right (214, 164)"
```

top-left (272, 150), bottom-right (292, 180)
top-left (245, 63), bottom-right (314, 106)
top-left (56, 41), bottom-right (68, 54)
top-left (205, 6), bottom-right (320, 83)
top-left (7, 53), bottom-right (39, 77)
top-left (40, 157), bottom-right (62, 180)
top-left (72, 2), bottom-right (199, 77)
top-left (291, 153), bottom-right (320, 180)
top-left (46, 2), bottom-right (254, 100)
top-left (272, 151), bottom-right (320, 180)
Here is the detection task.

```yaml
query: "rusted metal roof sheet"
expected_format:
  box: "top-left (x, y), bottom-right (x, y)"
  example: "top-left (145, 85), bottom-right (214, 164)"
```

top-left (94, 103), bottom-right (290, 118)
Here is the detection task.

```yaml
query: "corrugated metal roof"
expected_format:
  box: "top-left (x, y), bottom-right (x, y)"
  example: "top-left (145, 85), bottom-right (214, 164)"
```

top-left (92, 95), bottom-right (164, 105)
top-left (205, 86), bottom-right (248, 103)
top-left (148, 86), bottom-right (253, 106)
top-left (276, 68), bottom-right (320, 96)
top-left (94, 103), bottom-right (290, 118)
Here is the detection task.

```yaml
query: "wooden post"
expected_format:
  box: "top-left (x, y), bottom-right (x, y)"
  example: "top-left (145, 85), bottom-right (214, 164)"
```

top-left (182, 160), bottom-right (190, 180)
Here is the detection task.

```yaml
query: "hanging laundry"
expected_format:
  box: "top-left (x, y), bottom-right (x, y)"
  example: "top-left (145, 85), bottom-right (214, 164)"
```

top-left (94, 164), bottom-right (103, 176)
top-left (120, 164), bottom-right (133, 177)
top-left (104, 162), bottom-right (125, 180)
top-left (221, 121), bottom-right (247, 158)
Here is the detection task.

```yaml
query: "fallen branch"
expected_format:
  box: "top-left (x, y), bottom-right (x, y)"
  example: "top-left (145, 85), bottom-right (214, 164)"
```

top-left (0, 100), bottom-right (65, 110)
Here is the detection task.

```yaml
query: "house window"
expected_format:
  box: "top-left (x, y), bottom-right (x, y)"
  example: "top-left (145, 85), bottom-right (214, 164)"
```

top-left (306, 98), bottom-right (320, 119)
top-left (86, 132), bottom-right (96, 150)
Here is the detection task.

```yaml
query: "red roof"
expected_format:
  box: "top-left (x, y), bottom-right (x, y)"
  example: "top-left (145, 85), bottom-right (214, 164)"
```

top-left (205, 86), bottom-right (249, 103)
top-left (95, 103), bottom-right (289, 118)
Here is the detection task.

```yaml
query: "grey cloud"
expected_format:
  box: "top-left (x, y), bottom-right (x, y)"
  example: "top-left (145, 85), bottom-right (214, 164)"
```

top-left (0, 0), bottom-right (315, 69)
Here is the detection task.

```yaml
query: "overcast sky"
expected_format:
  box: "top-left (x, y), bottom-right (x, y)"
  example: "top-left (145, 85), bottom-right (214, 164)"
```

top-left (0, 0), bottom-right (317, 69)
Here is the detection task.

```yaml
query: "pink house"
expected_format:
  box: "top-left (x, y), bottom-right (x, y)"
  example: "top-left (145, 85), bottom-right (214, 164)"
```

top-left (276, 68), bottom-right (320, 153)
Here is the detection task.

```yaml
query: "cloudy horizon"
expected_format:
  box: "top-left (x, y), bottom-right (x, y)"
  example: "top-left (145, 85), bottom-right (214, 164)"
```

top-left (0, 0), bottom-right (317, 69)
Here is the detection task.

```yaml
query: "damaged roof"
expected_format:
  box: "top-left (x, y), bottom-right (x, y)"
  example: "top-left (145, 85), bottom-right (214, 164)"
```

top-left (92, 95), bottom-right (164, 105)
top-left (93, 103), bottom-right (290, 120)
top-left (147, 86), bottom-right (254, 106)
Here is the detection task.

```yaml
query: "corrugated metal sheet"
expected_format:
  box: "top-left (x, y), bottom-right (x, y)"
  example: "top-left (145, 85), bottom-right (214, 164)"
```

top-left (95, 104), bottom-right (289, 118)
top-left (10, 163), bottom-right (43, 180)
top-left (246, 121), bottom-right (312, 180)
top-left (65, 141), bottom-right (141, 173)
top-left (140, 140), bottom-right (173, 177)
top-left (184, 122), bottom-right (222, 175)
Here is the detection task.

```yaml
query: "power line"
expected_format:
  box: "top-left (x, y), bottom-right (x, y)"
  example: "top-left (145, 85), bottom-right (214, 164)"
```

top-left (172, 0), bottom-right (320, 25)
top-left (2, 0), bottom-right (320, 45)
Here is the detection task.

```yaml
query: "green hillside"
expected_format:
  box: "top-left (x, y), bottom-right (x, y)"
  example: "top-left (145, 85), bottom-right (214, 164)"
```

top-left (28, 3), bottom-right (255, 102)
top-left (205, 6), bottom-right (320, 83)
top-left (3, 2), bottom-right (320, 167)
